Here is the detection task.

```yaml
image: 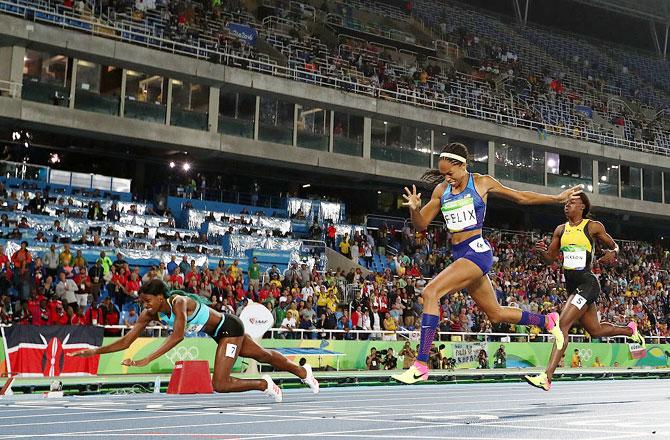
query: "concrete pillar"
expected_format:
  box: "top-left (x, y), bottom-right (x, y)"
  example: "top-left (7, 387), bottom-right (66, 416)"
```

top-left (119, 69), bottom-right (127, 117)
top-left (0, 46), bottom-right (26, 98)
top-left (592, 160), bottom-right (599, 195)
top-left (328, 110), bottom-right (334, 153)
top-left (253, 95), bottom-right (260, 141)
top-left (487, 140), bottom-right (495, 176)
top-left (165, 79), bottom-right (173, 125)
top-left (69, 58), bottom-right (77, 109)
top-left (363, 117), bottom-right (371, 159)
top-left (293, 103), bottom-right (299, 147)
top-left (208, 86), bottom-right (219, 133)
top-left (429, 130), bottom-right (434, 168)
top-left (662, 171), bottom-right (666, 203)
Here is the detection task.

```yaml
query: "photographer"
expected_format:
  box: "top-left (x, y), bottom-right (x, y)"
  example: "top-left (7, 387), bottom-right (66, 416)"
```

top-left (494, 344), bottom-right (506, 369)
top-left (478, 349), bottom-right (489, 369)
top-left (383, 347), bottom-right (397, 370)
top-left (429, 345), bottom-right (443, 369)
top-left (398, 341), bottom-right (417, 369)
top-left (366, 347), bottom-right (381, 370)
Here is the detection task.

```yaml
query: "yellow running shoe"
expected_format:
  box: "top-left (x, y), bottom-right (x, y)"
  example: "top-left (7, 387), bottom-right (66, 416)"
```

top-left (391, 363), bottom-right (429, 384)
top-left (523, 372), bottom-right (551, 391)
top-left (546, 312), bottom-right (564, 350)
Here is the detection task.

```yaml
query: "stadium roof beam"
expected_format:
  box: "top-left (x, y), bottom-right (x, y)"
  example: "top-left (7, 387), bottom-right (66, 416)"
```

top-left (649, 20), bottom-right (670, 58)
top-left (512, 0), bottom-right (530, 26)
top-left (570, 0), bottom-right (670, 24)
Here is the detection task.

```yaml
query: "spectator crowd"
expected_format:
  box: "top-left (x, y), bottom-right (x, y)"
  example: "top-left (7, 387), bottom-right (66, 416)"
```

top-left (0, 179), bottom-right (667, 346)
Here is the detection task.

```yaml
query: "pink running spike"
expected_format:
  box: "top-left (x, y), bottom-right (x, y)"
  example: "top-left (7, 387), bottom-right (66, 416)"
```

top-left (546, 312), bottom-right (559, 330)
top-left (413, 361), bottom-right (429, 375)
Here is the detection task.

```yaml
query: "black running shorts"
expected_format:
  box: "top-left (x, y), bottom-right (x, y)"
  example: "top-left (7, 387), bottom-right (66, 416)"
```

top-left (565, 271), bottom-right (600, 310)
top-left (210, 313), bottom-right (245, 343)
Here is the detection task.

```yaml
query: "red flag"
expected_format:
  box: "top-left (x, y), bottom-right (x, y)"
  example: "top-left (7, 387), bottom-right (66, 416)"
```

top-left (1, 325), bottom-right (104, 377)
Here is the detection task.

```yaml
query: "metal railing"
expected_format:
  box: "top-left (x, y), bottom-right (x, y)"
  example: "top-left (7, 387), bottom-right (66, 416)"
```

top-left (0, 79), bottom-right (21, 98)
top-left (1, 0), bottom-right (669, 157)
top-left (168, 184), bottom-right (287, 210)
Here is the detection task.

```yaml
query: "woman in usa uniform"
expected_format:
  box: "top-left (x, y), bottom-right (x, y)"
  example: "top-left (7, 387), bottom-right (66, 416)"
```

top-left (393, 142), bottom-right (581, 384)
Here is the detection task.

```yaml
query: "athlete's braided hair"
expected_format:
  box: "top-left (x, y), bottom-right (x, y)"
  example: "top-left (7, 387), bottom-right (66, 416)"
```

top-left (578, 192), bottom-right (591, 217)
top-left (421, 142), bottom-right (469, 188)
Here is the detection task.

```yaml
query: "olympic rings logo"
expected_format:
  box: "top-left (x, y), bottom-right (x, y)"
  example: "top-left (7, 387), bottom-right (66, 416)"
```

top-left (164, 346), bottom-right (199, 365)
top-left (578, 348), bottom-right (592, 362)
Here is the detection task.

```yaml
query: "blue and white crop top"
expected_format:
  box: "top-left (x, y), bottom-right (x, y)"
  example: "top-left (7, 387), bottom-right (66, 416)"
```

top-left (158, 295), bottom-right (213, 333)
top-left (440, 173), bottom-right (486, 233)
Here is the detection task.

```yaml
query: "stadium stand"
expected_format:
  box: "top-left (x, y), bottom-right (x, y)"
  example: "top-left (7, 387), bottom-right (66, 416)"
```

top-left (0, 166), bottom-right (667, 344)
top-left (2, 0), bottom-right (670, 155)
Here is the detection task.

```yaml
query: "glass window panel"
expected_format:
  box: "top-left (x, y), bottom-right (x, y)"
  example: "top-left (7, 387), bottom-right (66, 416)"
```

top-left (259, 96), bottom-right (294, 145)
top-left (598, 161), bottom-right (619, 197)
top-left (416, 128), bottom-right (432, 153)
top-left (642, 169), bottom-right (662, 203)
top-left (621, 165), bottom-right (641, 200)
top-left (457, 136), bottom-right (488, 175)
top-left (124, 70), bottom-right (167, 124)
top-left (433, 130), bottom-right (449, 166)
top-left (22, 50), bottom-right (70, 105)
top-left (434, 134), bottom-right (488, 174)
top-left (547, 154), bottom-right (593, 192)
top-left (371, 120), bottom-right (430, 167)
top-left (219, 91), bottom-right (255, 138)
top-left (297, 105), bottom-right (329, 151)
top-left (494, 143), bottom-right (544, 185)
top-left (74, 61), bottom-right (122, 116)
top-left (333, 112), bottom-right (363, 157)
top-left (171, 80), bottom-right (209, 130)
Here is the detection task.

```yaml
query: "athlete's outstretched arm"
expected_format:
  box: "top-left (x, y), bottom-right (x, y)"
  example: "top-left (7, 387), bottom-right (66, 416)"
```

top-left (480, 175), bottom-right (581, 205)
top-left (535, 225), bottom-right (563, 264)
top-left (589, 221), bottom-right (619, 265)
top-left (403, 184), bottom-right (443, 231)
top-left (67, 311), bottom-right (153, 357)
top-left (123, 297), bottom-right (188, 367)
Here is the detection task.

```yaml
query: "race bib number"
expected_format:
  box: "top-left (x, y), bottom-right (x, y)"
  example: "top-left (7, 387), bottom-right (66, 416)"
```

top-left (441, 196), bottom-right (477, 232)
top-left (468, 237), bottom-right (491, 253)
top-left (571, 294), bottom-right (587, 310)
top-left (225, 343), bottom-right (238, 358)
top-left (185, 323), bottom-right (204, 334)
top-left (562, 247), bottom-right (587, 270)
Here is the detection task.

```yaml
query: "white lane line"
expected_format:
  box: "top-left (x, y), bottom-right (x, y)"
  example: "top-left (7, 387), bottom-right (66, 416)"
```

top-left (0, 417), bottom-right (457, 439)
top-left (337, 415), bottom-right (643, 437)
top-left (0, 410), bottom-right (341, 429)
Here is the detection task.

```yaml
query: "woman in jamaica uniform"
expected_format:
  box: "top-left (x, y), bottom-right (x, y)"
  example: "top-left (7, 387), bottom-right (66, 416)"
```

top-left (69, 279), bottom-right (319, 402)
top-left (524, 192), bottom-right (645, 391)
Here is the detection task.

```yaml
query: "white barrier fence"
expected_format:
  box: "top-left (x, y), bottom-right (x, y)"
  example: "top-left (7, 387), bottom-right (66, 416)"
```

top-left (0, 324), bottom-right (654, 344)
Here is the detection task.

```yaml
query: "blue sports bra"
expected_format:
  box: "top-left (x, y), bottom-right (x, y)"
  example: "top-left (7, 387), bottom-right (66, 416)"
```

top-left (158, 296), bottom-right (214, 333)
top-left (440, 173), bottom-right (486, 233)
